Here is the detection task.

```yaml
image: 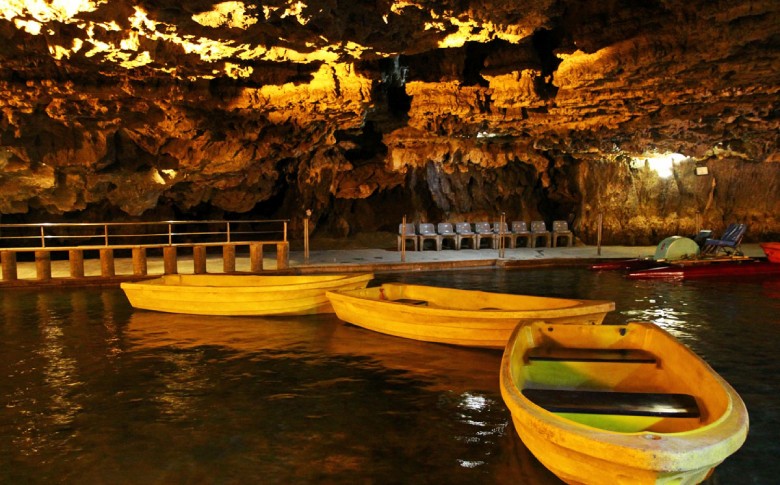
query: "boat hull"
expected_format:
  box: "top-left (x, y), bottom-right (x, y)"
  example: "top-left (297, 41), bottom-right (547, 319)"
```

top-left (627, 260), bottom-right (780, 279)
top-left (589, 258), bottom-right (661, 271)
top-left (120, 273), bottom-right (374, 315)
top-left (326, 283), bottom-right (615, 348)
top-left (760, 242), bottom-right (780, 263)
top-left (500, 321), bottom-right (749, 485)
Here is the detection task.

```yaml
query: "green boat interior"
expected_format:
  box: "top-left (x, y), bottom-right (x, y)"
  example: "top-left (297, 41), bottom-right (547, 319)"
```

top-left (519, 343), bottom-right (710, 433)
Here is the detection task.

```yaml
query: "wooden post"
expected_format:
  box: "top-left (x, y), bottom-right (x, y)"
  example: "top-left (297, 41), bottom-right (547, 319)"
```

top-left (193, 245), bottom-right (208, 274)
top-left (35, 250), bottom-right (51, 281)
top-left (132, 247), bottom-right (147, 276)
top-left (597, 213), bottom-right (603, 256)
top-left (1, 251), bottom-right (18, 281)
top-left (163, 246), bottom-right (178, 275)
top-left (498, 212), bottom-right (506, 259)
top-left (223, 244), bottom-right (236, 273)
top-left (304, 209), bottom-right (311, 264)
top-left (69, 249), bottom-right (85, 278)
top-left (401, 215), bottom-right (407, 262)
top-left (100, 248), bottom-right (115, 277)
top-left (276, 242), bottom-right (289, 270)
top-left (250, 242), bottom-right (264, 272)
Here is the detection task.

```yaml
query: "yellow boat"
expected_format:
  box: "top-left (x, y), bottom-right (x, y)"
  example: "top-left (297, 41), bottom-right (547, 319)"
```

top-left (325, 283), bottom-right (615, 348)
top-left (500, 321), bottom-right (749, 484)
top-left (120, 273), bottom-right (374, 316)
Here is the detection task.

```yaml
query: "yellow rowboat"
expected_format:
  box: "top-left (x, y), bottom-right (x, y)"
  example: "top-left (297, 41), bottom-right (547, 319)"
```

top-left (325, 283), bottom-right (615, 348)
top-left (120, 273), bottom-right (374, 316)
top-left (500, 321), bottom-right (749, 485)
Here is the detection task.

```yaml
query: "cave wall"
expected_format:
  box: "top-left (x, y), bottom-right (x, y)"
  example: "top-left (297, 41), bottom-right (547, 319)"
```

top-left (1, 104), bottom-right (779, 244)
top-left (578, 156), bottom-right (780, 244)
top-left (0, 1), bottom-right (778, 245)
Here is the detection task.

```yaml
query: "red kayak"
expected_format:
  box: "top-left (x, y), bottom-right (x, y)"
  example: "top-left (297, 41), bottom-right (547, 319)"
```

top-left (627, 260), bottom-right (780, 280)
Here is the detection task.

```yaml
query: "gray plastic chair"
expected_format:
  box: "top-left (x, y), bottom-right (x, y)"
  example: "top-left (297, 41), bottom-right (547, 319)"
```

top-left (436, 223), bottom-right (458, 250)
top-left (530, 221), bottom-right (551, 248)
top-left (492, 221), bottom-right (514, 249)
top-left (417, 223), bottom-right (442, 251)
top-left (552, 220), bottom-right (573, 247)
top-left (397, 223), bottom-right (418, 251)
top-left (454, 222), bottom-right (477, 249)
top-left (511, 221), bottom-right (532, 248)
top-left (474, 222), bottom-right (497, 249)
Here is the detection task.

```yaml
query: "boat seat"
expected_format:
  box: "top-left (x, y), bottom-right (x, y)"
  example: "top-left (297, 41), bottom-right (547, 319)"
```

top-left (522, 389), bottom-right (701, 418)
top-left (394, 298), bottom-right (428, 306)
top-left (526, 348), bottom-right (657, 364)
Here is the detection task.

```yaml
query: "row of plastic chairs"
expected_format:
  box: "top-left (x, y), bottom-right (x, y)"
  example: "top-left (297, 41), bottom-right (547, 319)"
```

top-left (398, 221), bottom-right (574, 251)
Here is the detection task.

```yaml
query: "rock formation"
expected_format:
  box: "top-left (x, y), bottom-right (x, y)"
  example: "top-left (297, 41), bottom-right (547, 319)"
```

top-left (0, 0), bottom-right (778, 244)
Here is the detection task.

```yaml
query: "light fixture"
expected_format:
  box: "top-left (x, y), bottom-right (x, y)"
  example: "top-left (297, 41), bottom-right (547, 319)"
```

top-left (631, 152), bottom-right (687, 179)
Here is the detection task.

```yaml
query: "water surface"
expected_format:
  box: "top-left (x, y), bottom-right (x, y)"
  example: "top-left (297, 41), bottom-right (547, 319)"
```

top-left (1, 268), bottom-right (777, 484)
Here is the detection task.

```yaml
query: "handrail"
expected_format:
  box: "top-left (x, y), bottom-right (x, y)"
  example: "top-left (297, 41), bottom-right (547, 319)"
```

top-left (0, 219), bottom-right (289, 250)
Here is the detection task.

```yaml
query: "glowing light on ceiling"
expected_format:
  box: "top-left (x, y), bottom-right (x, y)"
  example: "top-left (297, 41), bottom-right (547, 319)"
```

top-left (13, 18), bottom-right (41, 34)
top-left (151, 169), bottom-right (166, 185)
top-left (151, 168), bottom-right (177, 185)
top-left (2, 1), bottom-right (374, 79)
top-left (224, 62), bottom-right (253, 79)
top-left (390, 1), bottom-right (421, 16)
top-left (279, 0), bottom-right (309, 25)
top-left (631, 152), bottom-right (688, 178)
top-left (0, 0), bottom-right (104, 23)
top-left (426, 16), bottom-right (528, 48)
top-left (192, 2), bottom-right (258, 29)
top-left (476, 131), bottom-right (499, 138)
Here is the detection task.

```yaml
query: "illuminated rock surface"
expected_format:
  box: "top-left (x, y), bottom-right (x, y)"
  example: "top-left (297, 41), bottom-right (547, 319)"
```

top-left (0, 1), bottom-right (778, 243)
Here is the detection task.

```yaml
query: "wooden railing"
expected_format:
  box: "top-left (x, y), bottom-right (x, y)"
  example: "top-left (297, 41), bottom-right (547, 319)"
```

top-left (0, 220), bottom-right (290, 282)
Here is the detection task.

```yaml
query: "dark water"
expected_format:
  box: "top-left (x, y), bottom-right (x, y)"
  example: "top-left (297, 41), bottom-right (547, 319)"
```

top-left (1, 268), bottom-right (778, 484)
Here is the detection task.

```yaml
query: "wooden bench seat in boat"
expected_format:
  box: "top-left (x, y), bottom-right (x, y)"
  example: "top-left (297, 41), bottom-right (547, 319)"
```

top-left (526, 347), bottom-right (657, 364)
top-left (522, 389), bottom-right (701, 418)
top-left (394, 298), bottom-right (428, 306)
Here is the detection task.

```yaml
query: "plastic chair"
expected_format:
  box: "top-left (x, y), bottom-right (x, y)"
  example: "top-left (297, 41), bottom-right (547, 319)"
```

top-left (397, 223), bottom-right (418, 251)
top-left (454, 222), bottom-right (477, 249)
top-left (552, 220), bottom-right (573, 247)
top-left (492, 221), bottom-right (514, 249)
top-left (474, 222), bottom-right (497, 249)
top-left (530, 221), bottom-right (551, 248)
top-left (511, 221), bottom-right (532, 248)
top-left (417, 223), bottom-right (442, 251)
top-left (436, 223), bottom-right (458, 250)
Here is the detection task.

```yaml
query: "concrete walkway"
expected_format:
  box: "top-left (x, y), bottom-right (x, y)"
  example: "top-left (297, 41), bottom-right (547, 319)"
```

top-left (2, 243), bottom-right (769, 287)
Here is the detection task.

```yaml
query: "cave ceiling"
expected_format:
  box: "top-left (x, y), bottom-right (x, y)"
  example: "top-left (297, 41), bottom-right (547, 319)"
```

top-left (0, 0), bottom-right (778, 224)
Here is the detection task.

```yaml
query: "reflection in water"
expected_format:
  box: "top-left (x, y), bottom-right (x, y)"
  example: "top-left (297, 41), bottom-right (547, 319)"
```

top-left (123, 309), bottom-right (538, 482)
top-left (0, 269), bottom-right (778, 484)
top-left (8, 293), bottom-right (84, 457)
